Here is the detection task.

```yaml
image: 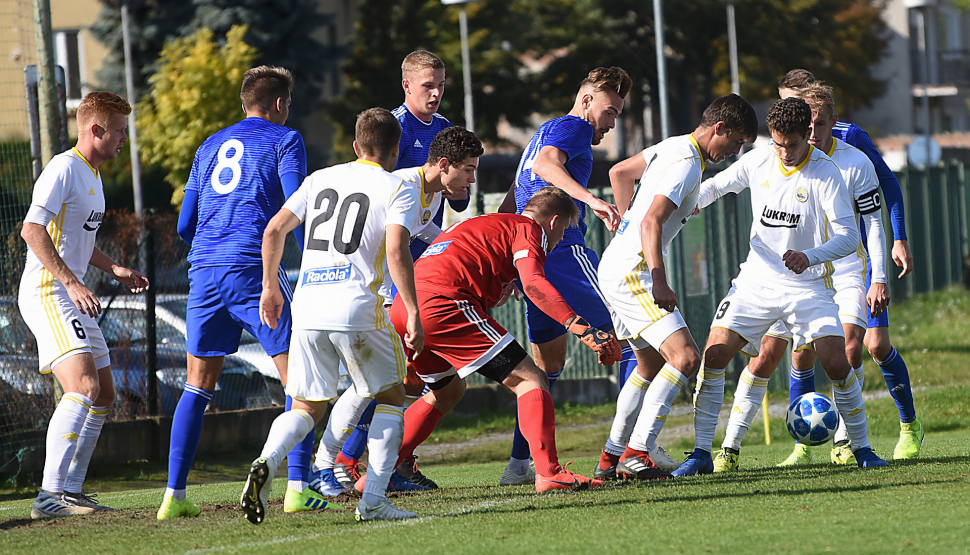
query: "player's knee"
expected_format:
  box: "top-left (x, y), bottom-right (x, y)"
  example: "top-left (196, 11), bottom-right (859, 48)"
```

top-left (864, 334), bottom-right (891, 362)
top-left (94, 382), bottom-right (115, 406)
top-left (845, 343), bottom-right (865, 369)
top-left (669, 347), bottom-right (700, 376)
top-left (702, 344), bottom-right (733, 370)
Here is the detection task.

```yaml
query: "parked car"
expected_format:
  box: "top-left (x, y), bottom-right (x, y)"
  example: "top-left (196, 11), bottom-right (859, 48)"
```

top-left (0, 296), bottom-right (284, 433)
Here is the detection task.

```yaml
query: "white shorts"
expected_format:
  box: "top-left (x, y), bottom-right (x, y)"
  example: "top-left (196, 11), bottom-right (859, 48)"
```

top-left (766, 272), bottom-right (867, 339)
top-left (18, 288), bottom-right (110, 373)
top-left (600, 266), bottom-right (688, 350)
top-left (712, 280), bottom-right (843, 357)
top-left (285, 327), bottom-right (406, 401)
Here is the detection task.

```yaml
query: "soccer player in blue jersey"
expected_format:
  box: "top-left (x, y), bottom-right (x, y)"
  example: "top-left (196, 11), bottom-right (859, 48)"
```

top-left (158, 66), bottom-right (318, 519)
top-left (772, 69), bottom-right (922, 463)
top-left (330, 50), bottom-right (466, 489)
top-left (494, 67), bottom-right (631, 485)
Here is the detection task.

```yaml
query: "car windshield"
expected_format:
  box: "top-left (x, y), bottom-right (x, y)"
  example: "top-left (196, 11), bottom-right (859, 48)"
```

top-left (98, 308), bottom-right (184, 347)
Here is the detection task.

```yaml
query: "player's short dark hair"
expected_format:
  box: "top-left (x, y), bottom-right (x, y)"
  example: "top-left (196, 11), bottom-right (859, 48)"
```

top-left (402, 50), bottom-right (445, 79)
top-left (766, 97), bottom-right (812, 138)
top-left (581, 67), bottom-right (633, 99)
top-left (427, 127), bottom-right (484, 167)
top-left (240, 66), bottom-right (294, 113)
top-left (355, 107), bottom-right (402, 159)
top-left (699, 94), bottom-right (758, 143)
top-left (778, 69), bottom-right (816, 91)
top-left (522, 186), bottom-right (580, 226)
top-left (76, 91), bottom-right (131, 130)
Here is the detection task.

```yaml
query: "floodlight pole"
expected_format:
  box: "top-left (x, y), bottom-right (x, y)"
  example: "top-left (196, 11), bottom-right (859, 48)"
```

top-left (727, 2), bottom-right (740, 95)
top-left (653, 0), bottom-right (670, 139)
top-left (122, 1), bottom-right (144, 216)
top-left (442, 0), bottom-right (480, 213)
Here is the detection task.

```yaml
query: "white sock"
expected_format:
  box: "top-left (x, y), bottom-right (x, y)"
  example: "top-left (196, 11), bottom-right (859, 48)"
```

top-left (604, 372), bottom-right (650, 455)
top-left (260, 409), bottom-right (314, 482)
top-left (312, 387), bottom-right (370, 472)
top-left (43, 393), bottom-right (93, 493)
top-left (628, 365), bottom-right (686, 452)
top-left (64, 405), bottom-right (108, 493)
top-left (404, 394), bottom-right (420, 411)
top-left (832, 365), bottom-right (863, 444)
top-left (361, 404), bottom-right (404, 507)
top-left (164, 487), bottom-right (186, 501)
top-left (692, 366), bottom-right (726, 454)
top-left (722, 369), bottom-right (768, 451)
top-left (288, 480), bottom-right (306, 491)
top-left (832, 371), bottom-right (871, 451)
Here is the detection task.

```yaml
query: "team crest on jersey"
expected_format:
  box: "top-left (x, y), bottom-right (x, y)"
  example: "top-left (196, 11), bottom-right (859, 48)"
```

top-left (302, 266), bottom-right (352, 286)
top-left (421, 209), bottom-right (431, 225)
top-left (795, 186), bottom-right (809, 203)
top-left (420, 240), bottom-right (452, 258)
top-left (617, 219), bottom-right (630, 234)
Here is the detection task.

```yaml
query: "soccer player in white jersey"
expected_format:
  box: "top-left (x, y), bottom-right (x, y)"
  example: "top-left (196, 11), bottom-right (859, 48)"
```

top-left (712, 84), bottom-right (889, 471)
top-left (308, 126), bottom-right (482, 495)
top-left (19, 92), bottom-right (150, 518)
top-left (241, 108), bottom-right (424, 524)
top-left (672, 97), bottom-right (888, 476)
top-left (592, 94), bottom-right (758, 481)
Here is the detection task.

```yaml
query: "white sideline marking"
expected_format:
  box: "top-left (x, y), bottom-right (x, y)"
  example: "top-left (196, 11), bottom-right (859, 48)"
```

top-left (182, 497), bottom-right (524, 554)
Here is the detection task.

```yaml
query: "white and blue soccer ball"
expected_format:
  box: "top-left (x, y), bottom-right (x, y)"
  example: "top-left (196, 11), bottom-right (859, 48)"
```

top-left (786, 392), bottom-right (839, 446)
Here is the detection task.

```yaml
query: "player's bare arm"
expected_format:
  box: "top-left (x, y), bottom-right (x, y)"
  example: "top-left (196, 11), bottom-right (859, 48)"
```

top-left (497, 182), bottom-right (517, 213)
top-left (640, 195), bottom-right (678, 311)
top-left (386, 223), bottom-right (424, 356)
top-left (259, 207), bottom-right (301, 329)
top-left (608, 152), bottom-right (648, 218)
top-left (89, 247), bottom-right (150, 293)
top-left (532, 145), bottom-right (620, 231)
top-left (21, 222), bottom-right (102, 317)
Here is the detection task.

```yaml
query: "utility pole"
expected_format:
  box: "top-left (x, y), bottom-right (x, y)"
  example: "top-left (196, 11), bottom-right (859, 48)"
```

top-left (32, 0), bottom-right (62, 164)
top-left (122, 1), bottom-right (144, 216)
top-left (653, 0), bottom-right (670, 139)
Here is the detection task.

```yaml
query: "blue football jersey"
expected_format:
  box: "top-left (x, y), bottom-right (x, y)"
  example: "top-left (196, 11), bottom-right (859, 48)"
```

top-left (513, 115), bottom-right (594, 247)
top-left (393, 104), bottom-right (452, 170)
top-left (185, 117), bottom-right (307, 267)
top-left (832, 120), bottom-right (906, 241)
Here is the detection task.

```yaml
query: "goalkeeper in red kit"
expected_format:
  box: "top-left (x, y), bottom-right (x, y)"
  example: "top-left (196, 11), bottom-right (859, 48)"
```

top-left (385, 186), bottom-right (619, 492)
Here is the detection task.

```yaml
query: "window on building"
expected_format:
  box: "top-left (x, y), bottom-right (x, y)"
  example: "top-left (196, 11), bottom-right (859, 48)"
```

top-left (54, 30), bottom-right (82, 103)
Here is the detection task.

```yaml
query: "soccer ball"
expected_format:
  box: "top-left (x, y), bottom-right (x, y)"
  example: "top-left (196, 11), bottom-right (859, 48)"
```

top-left (786, 392), bottom-right (839, 446)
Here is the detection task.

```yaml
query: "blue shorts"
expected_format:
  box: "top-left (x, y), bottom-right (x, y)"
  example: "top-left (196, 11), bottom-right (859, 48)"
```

top-left (186, 265), bottom-right (293, 357)
top-left (865, 261), bottom-right (890, 328)
top-left (523, 244), bottom-right (613, 344)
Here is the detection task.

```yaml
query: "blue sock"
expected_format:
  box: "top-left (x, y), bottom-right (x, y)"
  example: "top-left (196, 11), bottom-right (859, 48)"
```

top-left (788, 365), bottom-right (815, 404)
top-left (341, 400), bottom-right (376, 460)
top-left (510, 370), bottom-right (563, 460)
top-left (167, 385), bottom-right (213, 490)
top-left (285, 396), bottom-right (314, 484)
top-left (877, 347), bottom-right (916, 423)
top-left (619, 344), bottom-right (636, 383)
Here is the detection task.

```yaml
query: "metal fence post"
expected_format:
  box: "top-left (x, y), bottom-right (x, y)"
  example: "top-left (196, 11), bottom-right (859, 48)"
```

top-left (144, 225), bottom-right (158, 416)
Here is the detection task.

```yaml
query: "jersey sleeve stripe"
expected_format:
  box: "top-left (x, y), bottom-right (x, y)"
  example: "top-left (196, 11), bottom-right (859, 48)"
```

top-left (512, 249), bottom-right (531, 262)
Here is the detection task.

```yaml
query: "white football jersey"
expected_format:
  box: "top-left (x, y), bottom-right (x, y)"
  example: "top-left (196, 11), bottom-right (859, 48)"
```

top-left (376, 166), bottom-right (443, 302)
top-left (285, 159), bottom-right (420, 331)
top-left (20, 149), bottom-right (106, 295)
top-left (698, 144), bottom-right (855, 288)
top-left (601, 134), bottom-right (704, 274)
top-left (824, 138), bottom-right (881, 281)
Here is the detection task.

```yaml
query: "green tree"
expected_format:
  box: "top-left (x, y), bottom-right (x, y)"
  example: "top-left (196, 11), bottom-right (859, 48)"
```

top-left (136, 25), bottom-right (258, 208)
top-left (331, 0), bottom-right (890, 157)
top-left (93, 0), bottom-right (341, 145)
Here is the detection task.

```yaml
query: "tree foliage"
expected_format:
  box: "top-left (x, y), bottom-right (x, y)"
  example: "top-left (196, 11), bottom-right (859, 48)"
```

top-left (136, 26), bottom-right (258, 208)
top-left (92, 0), bottom-right (340, 133)
top-left (330, 0), bottom-right (890, 157)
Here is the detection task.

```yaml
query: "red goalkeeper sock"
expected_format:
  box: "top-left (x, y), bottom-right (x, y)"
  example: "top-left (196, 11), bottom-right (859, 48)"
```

top-left (516, 388), bottom-right (562, 476)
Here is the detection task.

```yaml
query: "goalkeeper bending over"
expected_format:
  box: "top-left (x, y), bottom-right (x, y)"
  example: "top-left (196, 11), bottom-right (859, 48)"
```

top-left (379, 186), bottom-right (620, 492)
